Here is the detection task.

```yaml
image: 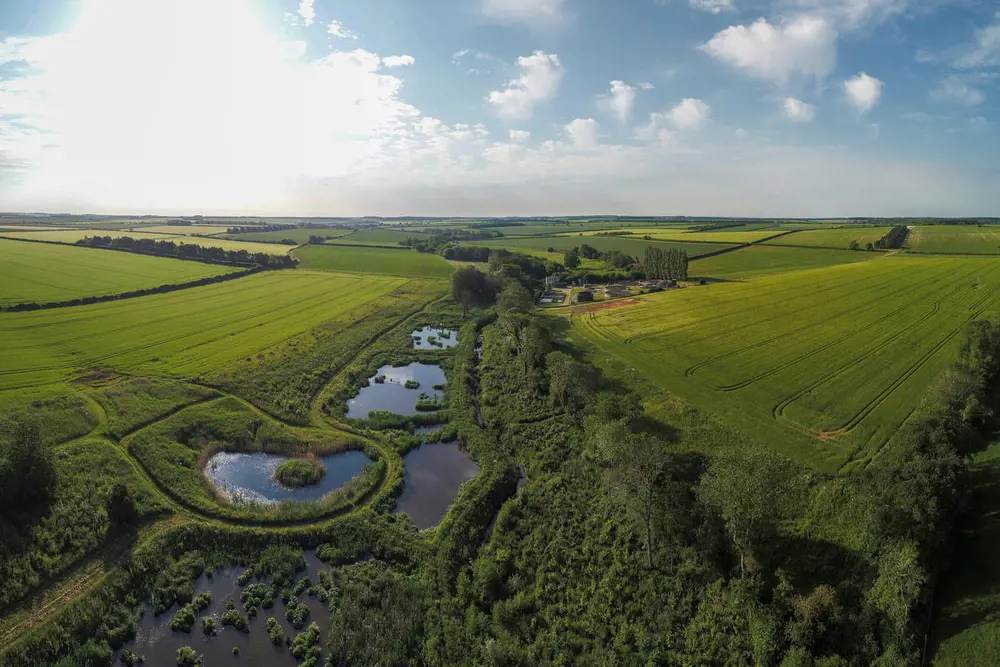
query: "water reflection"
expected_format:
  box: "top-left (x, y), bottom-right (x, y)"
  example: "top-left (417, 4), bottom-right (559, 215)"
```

top-left (396, 443), bottom-right (479, 529)
top-left (118, 553), bottom-right (331, 667)
top-left (205, 451), bottom-right (371, 504)
top-left (346, 363), bottom-right (445, 419)
top-left (411, 326), bottom-right (458, 349)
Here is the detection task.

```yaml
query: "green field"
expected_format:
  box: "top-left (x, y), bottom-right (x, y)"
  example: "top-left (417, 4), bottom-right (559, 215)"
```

top-left (765, 226), bottom-right (893, 249)
top-left (134, 225), bottom-right (233, 236)
top-left (462, 234), bottom-right (731, 260)
top-left (294, 244), bottom-right (454, 278)
top-left (0, 229), bottom-right (295, 256)
top-left (909, 225), bottom-right (1000, 254)
top-left (327, 229), bottom-right (429, 246)
top-left (0, 271), bottom-right (409, 390)
top-left (576, 229), bottom-right (779, 244)
top-left (574, 255), bottom-right (1000, 470)
top-left (0, 239), bottom-right (238, 306)
top-left (689, 245), bottom-right (877, 279)
top-left (226, 228), bottom-right (351, 244)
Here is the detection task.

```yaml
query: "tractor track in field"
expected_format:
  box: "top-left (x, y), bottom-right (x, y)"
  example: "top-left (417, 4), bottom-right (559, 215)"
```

top-left (773, 278), bottom-right (1000, 439)
top-left (683, 267), bottom-right (955, 379)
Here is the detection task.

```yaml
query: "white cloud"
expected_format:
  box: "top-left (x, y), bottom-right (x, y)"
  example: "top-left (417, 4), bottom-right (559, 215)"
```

top-left (487, 51), bottom-right (563, 119)
top-left (668, 98), bottom-right (711, 130)
top-left (327, 20), bottom-right (358, 40)
top-left (954, 12), bottom-right (1000, 68)
top-left (565, 118), bottom-right (598, 150)
top-left (700, 17), bottom-right (837, 84)
top-left (481, 0), bottom-right (567, 25)
top-left (382, 55), bottom-right (415, 68)
top-left (844, 72), bottom-right (883, 112)
top-left (783, 97), bottom-right (816, 121)
top-left (600, 80), bottom-right (636, 123)
top-left (638, 82), bottom-right (655, 90)
top-left (779, 0), bottom-right (909, 30)
top-left (930, 76), bottom-right (984, 106)
top-left (297, 0), bottom-right (315, 27)
top-left (691, 0), bottom-right (735, 14)
top-left (735, 127), bottom-right (748, 138)
top-left (509, 129), bottom-right (531, 142)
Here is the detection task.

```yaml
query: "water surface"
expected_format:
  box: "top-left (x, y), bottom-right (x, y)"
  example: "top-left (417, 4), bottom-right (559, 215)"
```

top-left (117, 553), bottom-right (331, 667)
top-left (205, 450), bottom-right (371, 504)
top-left (346, 363), bottom-right (445, 419)
top-left (412, 326), bottom-right (458, 349)
top-left (396, 443), bottom-right (479, 529)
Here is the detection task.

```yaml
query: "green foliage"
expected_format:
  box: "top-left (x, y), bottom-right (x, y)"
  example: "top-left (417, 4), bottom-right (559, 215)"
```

top-left (93, 376), bottom-right (217, 439)
top-left (294, 243), bottom-right (454, 278)
top-left (175, 646), bottom-right (201, 666)
top-left (290, 622), bottom-right (322, 664)
top-left (266, 616), bottom-right (285, 645)
top-left (274, 458), bottom-right (325, 487)
top-left (285, 597), bottom-right (310, 629)
top-left (220, 606), bottom-right (249, 633)
top-left (452, 266), bottom-right (495, 314)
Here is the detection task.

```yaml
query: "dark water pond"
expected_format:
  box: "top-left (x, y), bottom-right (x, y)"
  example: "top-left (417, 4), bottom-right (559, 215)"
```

top-left (205, 451), bottom-right (371, 504)
top-left (411, 326), bottom-right (458, 349)
top-left (117, 553), bottom-right (331, 667)
top-left (396, 443), bottom-right (479, 529)
top-left (346, 363), bottom-right (445, 419)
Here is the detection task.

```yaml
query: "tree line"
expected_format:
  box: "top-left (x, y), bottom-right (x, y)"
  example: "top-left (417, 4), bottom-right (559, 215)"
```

top-left (644, 246), bottom-right (689, 280)
top-left (76, 236), bottom-right (296, 268)
top-left (224, 225), bottom-right (290, 235)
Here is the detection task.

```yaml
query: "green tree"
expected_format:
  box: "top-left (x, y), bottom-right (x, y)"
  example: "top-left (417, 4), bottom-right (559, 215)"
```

top-left (607, 434), bottom-right (670, 568)
top-left (452, 266), bottom-right (493, 315)
top-left (849, 240), bottom-right (860, 251)
top-left (866, 541), bottom-right (925, 642)
top-left (0, 415), bottom-right (55, 513)
top-left (563, 247), bottom-right (581, 269)
top-left (498, 280), bottom-right (533, 314)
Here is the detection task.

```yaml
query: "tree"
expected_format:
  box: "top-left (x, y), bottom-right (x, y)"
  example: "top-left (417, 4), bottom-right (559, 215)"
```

top-left (545, 351), bottom-right (591, 408)
top-left (578, 243), bottom-right (600, 259)
top-left (0, 415), bottom-right (55, 514)
top-left (849, 240), bottom-right (860, 251)
top-left (700, 446), bottom-right (802, 578)
top-left (563, 247), bottom-right (581, 270)
top-left (607, 434), bottom-right (671, 568)
top-left (866, 541), bottom-right (925, 642)
top-left (498, 280), bottom-right (533, 314)
top-left (451, 266), bottom-right (494, 315)
top-left (107, 482), bottom-right (138, 527)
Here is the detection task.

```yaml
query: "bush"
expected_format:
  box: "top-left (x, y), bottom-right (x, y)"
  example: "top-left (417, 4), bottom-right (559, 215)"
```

top-left (273, 458), bottom-right (325, 487)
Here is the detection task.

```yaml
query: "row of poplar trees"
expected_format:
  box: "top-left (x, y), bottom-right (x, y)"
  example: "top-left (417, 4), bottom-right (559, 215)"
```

top-left (644, 246), bottom-right (688, 280)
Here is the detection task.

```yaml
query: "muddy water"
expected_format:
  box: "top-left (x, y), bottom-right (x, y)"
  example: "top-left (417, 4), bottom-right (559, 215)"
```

top-left (117, 553), bottom-right (331, 667)
top-left (204, 450), bottom-right (371, 504)
top-left (345, 363), bottom-right (445, 419)
top-left (396, 443), bottom-right (479, 529)
top-left (411, 326), bottom-right (458, 350)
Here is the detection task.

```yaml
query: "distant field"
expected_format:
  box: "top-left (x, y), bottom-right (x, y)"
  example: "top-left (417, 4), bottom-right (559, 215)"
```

top-left (766, 227), bottom-right (892, 249)
top-left (227, 228), bottom-right (351, 244)
top-left (0, 271), bottom-right (408, 390)
top-left (577, 229), bottom-right (780, 244)
top-left (464, 235), bottom-right (731, 260)
top-left (136, 224), bottom-right (233, 236)
top-left (329, 229), bottom-right (428, 246)
top-left (690, 245), bottom-right (876, 279)
top-left (294, 244), bottom-right (454, 278)
top-left (0, 229), bottom-right (295, 256)
top-left (908, 225), bottom-right (1000, 254)
top-left (573, 256), bottom-right (1000, 471)
top-left (0, 238), bottom-right (237, 306)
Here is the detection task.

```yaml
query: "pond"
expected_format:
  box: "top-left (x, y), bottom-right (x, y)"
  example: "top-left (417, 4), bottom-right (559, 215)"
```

top-left (204, 450), bottom-right (371, 504)
top-left (411, 326), bottom-right (458, 350)
top-left (396, 443), bottom-right (479, 529)
top-left (346, 363), bottom-right (445, 419)
top-left (117, 552), bottom-right (331, 667)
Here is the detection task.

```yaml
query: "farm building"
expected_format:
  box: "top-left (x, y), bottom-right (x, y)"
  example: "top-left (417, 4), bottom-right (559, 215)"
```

top-left (574, 290), bottom-right (594, 303)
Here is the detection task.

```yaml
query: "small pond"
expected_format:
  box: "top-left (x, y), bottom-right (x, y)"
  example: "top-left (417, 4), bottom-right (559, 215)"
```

top-left (346, 363), bottom-right (445, 419)
top-left (205, 451), bottom-right (371, 504)
top-left (117, 552), bottom-right (331, 667)
top-left (411, 326), bottom-right (458, 349)
top-left (396, 443), bottom-right (479, 529)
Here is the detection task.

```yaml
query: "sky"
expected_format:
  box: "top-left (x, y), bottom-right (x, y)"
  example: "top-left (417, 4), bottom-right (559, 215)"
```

top-left (0, 0), bottom-right (998, 217)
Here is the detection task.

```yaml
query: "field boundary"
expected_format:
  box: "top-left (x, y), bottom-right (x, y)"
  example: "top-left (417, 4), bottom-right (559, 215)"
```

top-left (0, 265), bottom-right (263, 313)
top-left (0, 234), bottom-right (265, 268)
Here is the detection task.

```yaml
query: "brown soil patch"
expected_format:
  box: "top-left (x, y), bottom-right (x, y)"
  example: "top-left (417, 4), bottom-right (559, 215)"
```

top-left (573, 298), bottom-right (640, 314)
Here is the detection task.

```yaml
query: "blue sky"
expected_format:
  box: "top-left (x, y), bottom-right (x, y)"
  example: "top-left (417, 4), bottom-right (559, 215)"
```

top-left (0, 0), bottom-right (998, 216)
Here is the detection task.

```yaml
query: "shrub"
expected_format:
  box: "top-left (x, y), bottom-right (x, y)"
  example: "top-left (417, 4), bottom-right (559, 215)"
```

top-left (273, 457), bottom-right (325, 487)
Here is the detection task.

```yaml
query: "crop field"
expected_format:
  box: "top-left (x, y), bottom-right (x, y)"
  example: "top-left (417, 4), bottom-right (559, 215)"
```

top-left (463, 235), bottom-right (731, 260)
top-left (0, 271), bottom-right (411, 390)
top-left (225, 228), bottom-right (351, 244)
top-left (135, 225), bottom-right (233, 236)
top-left (689, 245), bottom-right (876, 279)
top-left (0, 229), bottom-right (295, 256)
top-left (0, 239), bottom-right (239, 306)
top-left (328, 229), bottom-right (428, 246)
top-left (294, 244), bottom-right (454, 278)
top-left (573, 229), bottom-right (780, 244)
top-left (765, 226), bottom-right (893, 249)
top-left (573, 255), bottom-right (1000, 471)
top-left (908, 225), bottom-right (1000, 255)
